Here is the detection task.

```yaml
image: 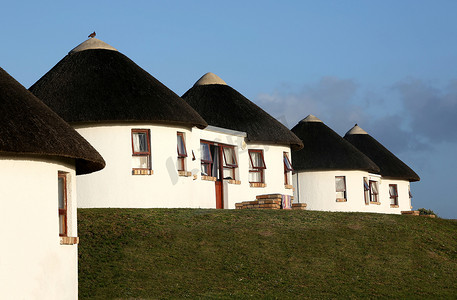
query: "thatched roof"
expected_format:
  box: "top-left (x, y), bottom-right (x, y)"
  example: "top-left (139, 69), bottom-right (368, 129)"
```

top-left (291, 115), bottom-right (380, 173)
top-left (29, 38), bottom-right (207, 129)
top-left (182, 73), bottom-right (303, 150)
top-left (0, 67), bottom-right (105, 175)
top-left (344, 124), bottom-right (420, 182)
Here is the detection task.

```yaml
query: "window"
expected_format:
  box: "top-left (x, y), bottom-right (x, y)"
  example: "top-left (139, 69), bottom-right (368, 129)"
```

top-left (177, 132), bottom-right (187, 171)
top-left (283, 152), bottom-right (293, 185)
top-left (369, 180), bottom-right (379, 203)
top-left (58, 172), bottom-right (67, 237)
top-left (249, 150), bottom-right (266, 183)
top-left (363, 177), bottom-right (370, 205)
top-left (389, 184), bottom-right (398, 206)
top-left (131, 129), bottom-right (151, 171)
top-left (200, 141), bottom-right (213, 176)
top-left (222, 145), bottom-right (237, 179)
top-left (335, 176), bottom-right (346, 201)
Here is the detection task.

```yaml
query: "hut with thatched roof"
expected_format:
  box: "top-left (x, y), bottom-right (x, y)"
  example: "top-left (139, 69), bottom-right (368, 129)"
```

top-left (29, 37), bottom-right (216, 208)
top-left (344, 124), bottom-right (420, 213)
top-left (182, 72), bottom-right (303, 208)
top-left (0, 67), bottom-right (104, 299)
top-left (290, 115), bottom-right (394, 213)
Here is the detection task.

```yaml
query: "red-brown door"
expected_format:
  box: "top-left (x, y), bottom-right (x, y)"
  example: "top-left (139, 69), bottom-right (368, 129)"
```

top-left (215, 145), bottom-right (224, 209)
top-left (215, 181), bottom-right (223, 209)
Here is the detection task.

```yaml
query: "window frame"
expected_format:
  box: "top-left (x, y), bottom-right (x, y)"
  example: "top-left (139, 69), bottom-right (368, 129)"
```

top-left (200, 141), bottom-right (213, 176)
top-left (248, 149), bottom-right (266, 183)
top-left (369, 180), bottom-right (379, 203)
top-left (222, 145), bottom-right (238, 179)
top-left (177, 132), bottom-right (187, 172)
top-left (131, 129), bottom-right (151, 170)
top-left (335, 176), bottom-right (347, 201)
top-left (283, 152), bottom-right (293, 185)
top-left (58, 172), bottom-right (67, 237)
top-left (389, 184), bottom-right (399, 206)
top-left (363, 177), bottom-right (370, 205)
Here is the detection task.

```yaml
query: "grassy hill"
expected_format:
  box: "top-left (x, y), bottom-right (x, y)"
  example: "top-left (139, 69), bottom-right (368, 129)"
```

top-left (78, 209), bottom-right (457, 299)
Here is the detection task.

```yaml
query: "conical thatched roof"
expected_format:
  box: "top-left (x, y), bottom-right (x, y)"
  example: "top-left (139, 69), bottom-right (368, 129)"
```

top-left (29, 38), bottom-right (207, 129)
top-left (344, 124), bottom-right (420, 182)
top-left (0, 67), bottom-right (105, 175)
top-left (182, 73), bottom-right (303, 150)
top-left (291, 115), bottom-right (380, 173)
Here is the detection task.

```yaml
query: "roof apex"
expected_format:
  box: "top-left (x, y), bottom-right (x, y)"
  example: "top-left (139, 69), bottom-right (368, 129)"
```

top-left (346, 124), bottom-right (368, 135)
top-left (69, 38), bottom-right (117, 54)
top-left (194, 72), bottom-right (227, 86)
top-left (300, 114), bottom-right (322, 123)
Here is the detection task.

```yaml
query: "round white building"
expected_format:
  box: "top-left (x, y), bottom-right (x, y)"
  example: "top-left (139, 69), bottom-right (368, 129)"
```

top-left (291, 115), bottom-right (387, 213)
top-left (30, 38), bottom-right (209, 208)
top-left (182, 73), bottom-right (304, 209)
top-left (344, 124), bottom-right (420, 214)
top-left (0, 67), bottom-right (104, 299)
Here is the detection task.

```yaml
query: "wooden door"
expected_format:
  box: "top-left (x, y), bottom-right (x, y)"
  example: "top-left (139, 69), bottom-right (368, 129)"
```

top-left (214, 145), bottom-right (224, 209)
top-left (215, 181), bottom-right (223, 209)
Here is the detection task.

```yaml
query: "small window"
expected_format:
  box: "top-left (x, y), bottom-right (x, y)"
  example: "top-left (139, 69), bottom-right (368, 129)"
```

top-left (58, 172), bottom-right (67, 237)
top-left (363, 177), bottom-right (370, 205)
top-left (200, 141), bottom-right (213, 176)
top-left (222, 145), bottom-right (238, 179)
top-left (335, 176), bottom-right (346, 201)
top-left (369, 180), bottom-right (379, 203)
top-left (389, 184), bottom-right (398, 205)
top-left (249, 149), bottom-right (266, 183)
top-left (132, 129), bottom-right (151, 170)
top-left (283, 152), bottom-right (293, 185)
top-left (177, 132), bottom-right (187, 171)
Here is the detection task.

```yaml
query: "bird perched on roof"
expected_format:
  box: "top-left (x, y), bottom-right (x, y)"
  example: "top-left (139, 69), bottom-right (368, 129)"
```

top-left (88, 31), bottom-right (96, 38)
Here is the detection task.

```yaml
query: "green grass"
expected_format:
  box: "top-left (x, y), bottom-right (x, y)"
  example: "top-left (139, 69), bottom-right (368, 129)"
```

top-left (78, 209), bottom-right (457, 299)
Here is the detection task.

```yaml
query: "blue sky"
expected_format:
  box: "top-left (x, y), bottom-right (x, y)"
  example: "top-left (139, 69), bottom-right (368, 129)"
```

top-left (2, 1), bottom-right (457, 218)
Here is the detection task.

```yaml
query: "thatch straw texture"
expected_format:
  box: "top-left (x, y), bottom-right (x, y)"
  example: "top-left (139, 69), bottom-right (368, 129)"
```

top-left (182, 83), bottom-right (303, 150)
top-left (291, 117), bottom-right (380, 173)
top-left (0, 67), bottom-right (105, 175)
top-left (30, 49), bottom-right (207, 129)
top-left (344, 126), bottom-right (420, 181)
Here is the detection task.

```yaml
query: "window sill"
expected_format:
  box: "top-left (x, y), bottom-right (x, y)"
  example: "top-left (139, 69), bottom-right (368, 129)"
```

top-left (227, 179), bottom-right (241, 185)
top-left (370, 201), bottom-right (381, 205)
top-left (250, 182), bottom-right (267, 188)
top-left (201, 175), bottom-right (216, 181)
top-left (60, 236), bottom-right (79, 245)
top-left (336, 198), bottom-right (347, 202)
top-left (178, 171), bottom-right (192, 177)
top-left (132, 169), bottom-right (153, 175)
top-left (390, 204), bottom-right (399, 208)
top-left (284, 184), bottom-right (294, 190)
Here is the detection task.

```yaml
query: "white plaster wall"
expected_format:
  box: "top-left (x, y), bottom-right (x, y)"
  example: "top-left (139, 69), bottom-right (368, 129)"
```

top-left (0, 156), bottom-right (77, 300)
top-left (75, 124), bottom-right (294, 209)
top-left (75, 124), bottom-right (204, 208)
top-left (193, 127), bottom-right (245, 209)
top-left (293, 171), bottom-right (409, 214)
top-left (196, 130), bottom-right (294, 209)
top-left (235, 143), bottom-right (294, 207)
top-left (378, 179), bottom-right (411, 213)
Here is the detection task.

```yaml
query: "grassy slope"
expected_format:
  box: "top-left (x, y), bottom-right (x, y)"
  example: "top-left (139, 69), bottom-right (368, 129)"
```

top-left (78, 209), bottom-right (457, 299)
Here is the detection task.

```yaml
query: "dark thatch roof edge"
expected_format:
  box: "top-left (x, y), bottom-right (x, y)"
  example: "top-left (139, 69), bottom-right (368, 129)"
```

top-left (344, 132), bottom-right (420, 182)
top-left (182, 84), bottom-right (303, 151)
top-left (290, 120), bottom-right (380, 173)
top-left (29, 49), bottom-right (208, 130)
top-left (0, 67), bottom-right (105, 175)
